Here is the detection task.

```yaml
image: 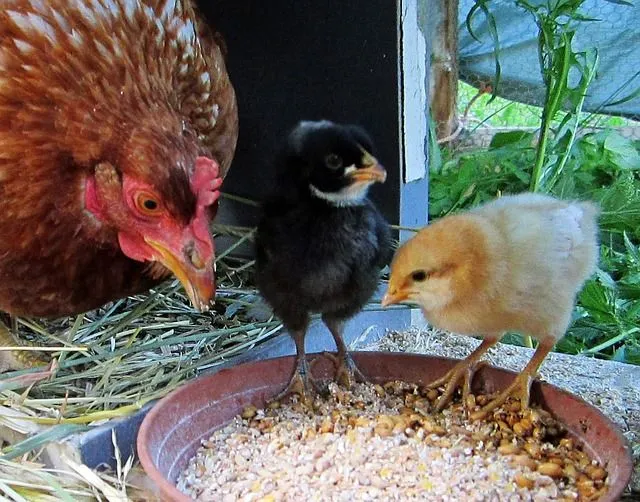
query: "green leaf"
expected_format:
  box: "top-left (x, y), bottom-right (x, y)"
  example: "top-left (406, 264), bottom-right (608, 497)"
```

top-left (603, 132), bottom-right (640, 170)
top-left (511, 166), bottom-right (531, 184)
top-left (489, 131), bottom-right (535, 149)
top-left (612, 345), bottom-right (627, 362)
top-left (552, 171), bottom-right (577, 198)
top-left (621, 271), bottom-right (640, 287)
top-left (479, 1), bottom-right (502, 102)
top-left (623, 232), bottom-right (640, 262)
top-left (578, 280), bottom-right (617, 324)
top-left (604, 83), bottom-right (640, 107)
top-left (464, 2), bottom-right (484, 43)
top-left (1, 424), bottom-right (89, 460)
top-left (595, 268), bottom-right (618, 290)
top-left (624, 298), bottom-right (640, 319)
top-left (618, 281), bottom-right (640, 301)
top-left (603, 0), bottom-right (633, 6)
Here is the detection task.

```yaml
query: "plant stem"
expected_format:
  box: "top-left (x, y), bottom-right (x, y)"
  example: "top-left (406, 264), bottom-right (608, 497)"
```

top-left (547, 51), bottom-right (599, 190)
top-left (530, 33), bottom-right (572, 192)
top-left (17, 400), bottom-right (153, 424)
top-left (581, 327), bottom-right (639, 355)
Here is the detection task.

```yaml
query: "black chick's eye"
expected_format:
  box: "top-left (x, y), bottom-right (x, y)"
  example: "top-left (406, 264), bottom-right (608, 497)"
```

top-left (324, 153), bottom-right (343, 170)
top-left (411, 270), bottom-right (428, 282)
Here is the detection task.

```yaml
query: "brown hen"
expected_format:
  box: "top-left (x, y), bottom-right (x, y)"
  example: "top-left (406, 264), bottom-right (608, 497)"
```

top-left (0, 0), bottom-right (238, 369)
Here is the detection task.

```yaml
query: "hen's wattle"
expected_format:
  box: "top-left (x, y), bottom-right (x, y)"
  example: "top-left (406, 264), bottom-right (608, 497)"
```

top-left (0, 0), bottom-right (238, 317)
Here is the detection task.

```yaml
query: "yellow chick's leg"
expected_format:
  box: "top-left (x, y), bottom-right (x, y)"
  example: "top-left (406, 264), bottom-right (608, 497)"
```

top-left (428, 336), bottom-right (500, 412)
top-left (0, 318), bottom-right (49, 372)
top-left (322, 316), bottom-right (368, 389)
top-left (480, 337), bottom-right (555, 414)
top-left (271, 327), bottom-right (320, 405)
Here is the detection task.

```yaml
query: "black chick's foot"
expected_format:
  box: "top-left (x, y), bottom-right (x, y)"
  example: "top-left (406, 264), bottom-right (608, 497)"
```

top-left (271, 357), bottom-right (325, 407)
top-left (323, 350), bottom-right (368, 389)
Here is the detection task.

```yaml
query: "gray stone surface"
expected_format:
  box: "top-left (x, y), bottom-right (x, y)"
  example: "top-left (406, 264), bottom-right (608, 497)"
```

top-left (354, 326), bottom-right (640, 497)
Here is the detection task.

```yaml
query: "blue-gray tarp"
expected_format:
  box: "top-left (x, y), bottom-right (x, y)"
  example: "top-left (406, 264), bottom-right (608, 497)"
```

top-left (458, 0), bottom-right (640, 118)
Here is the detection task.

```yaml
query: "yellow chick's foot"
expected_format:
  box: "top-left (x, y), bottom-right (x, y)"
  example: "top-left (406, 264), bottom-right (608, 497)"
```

top-left (479, 337), bottom-right (554, 414)
top-left (428, 359), bottom-right (487, 412)
top-left (480, 371), bottom-right (534, 414)
top-left (0, 321), bottom-right (49, 372)
top-left (427, 337), bottom-right (498, 412)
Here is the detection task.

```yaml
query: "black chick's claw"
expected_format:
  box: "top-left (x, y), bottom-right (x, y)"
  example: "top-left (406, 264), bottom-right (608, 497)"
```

top-left (321, 315), bottom-right (369, 388)
top-left (271, 355), bottom-right (325, 407)
top-left (323, 351), bottom-right (368, 389)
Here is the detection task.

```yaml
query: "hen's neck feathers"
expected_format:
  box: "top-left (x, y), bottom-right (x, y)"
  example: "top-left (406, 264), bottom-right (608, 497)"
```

top-left (0, 0), bottom-right (237, 175)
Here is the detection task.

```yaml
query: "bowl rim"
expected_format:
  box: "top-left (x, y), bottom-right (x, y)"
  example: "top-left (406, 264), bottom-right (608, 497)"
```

top-left (137, 351), bottom-right (634, 501)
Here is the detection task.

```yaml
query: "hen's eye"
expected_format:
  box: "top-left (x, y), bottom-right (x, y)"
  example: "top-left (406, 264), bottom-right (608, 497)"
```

top-left (411, 270), bottom-right (428, 282)
top-left (135, 192), bottom-right (162, 216)
top-left (325, 153), bottom-right (343, 170)
top-left (143, 199), bottom-right (158, 210)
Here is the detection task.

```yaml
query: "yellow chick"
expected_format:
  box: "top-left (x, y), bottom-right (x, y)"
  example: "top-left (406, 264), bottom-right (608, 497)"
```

top-left (382, 193), bottom-right (599, 413)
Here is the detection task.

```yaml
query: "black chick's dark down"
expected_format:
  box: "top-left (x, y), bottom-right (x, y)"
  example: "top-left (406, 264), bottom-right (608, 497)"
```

top-left (256, 194), bottom-right (392, 332)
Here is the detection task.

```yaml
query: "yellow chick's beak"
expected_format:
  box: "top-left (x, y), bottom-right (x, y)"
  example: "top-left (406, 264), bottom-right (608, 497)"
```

top-left (381, 287), bottom-right (410, 307)
top-left (145, 238), bottom-right (214, 312)
top-left (350, 150), bottom-right (387, 183)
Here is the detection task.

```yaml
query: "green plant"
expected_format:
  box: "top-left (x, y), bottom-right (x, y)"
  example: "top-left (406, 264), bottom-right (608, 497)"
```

top-left (432, 126), bottom-right (640, 363)
top-left (430, 131), bottom-right (536, 217)
top-left (449, 0), bottom-right (640, 362)
top-left (511, 0), bottom-right (598, 192)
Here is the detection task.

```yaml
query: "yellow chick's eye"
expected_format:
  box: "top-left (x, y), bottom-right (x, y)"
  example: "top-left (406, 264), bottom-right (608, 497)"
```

top-left (411, 270), bottom-right (428, 282)
top-left (135, 191), bottom-right (162, 216)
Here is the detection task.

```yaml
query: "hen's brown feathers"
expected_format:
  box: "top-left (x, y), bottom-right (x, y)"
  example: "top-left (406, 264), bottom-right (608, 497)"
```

top-left (0, 0), bottom-right (238, 317)
top-left (1, 0), bottom-right (236, 175)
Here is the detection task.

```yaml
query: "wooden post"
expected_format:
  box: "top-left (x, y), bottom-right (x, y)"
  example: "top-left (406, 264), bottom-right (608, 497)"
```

top-left (399, 0), bottom-right (430, 241)
top-left (429, 0), bottom-right (459, 141)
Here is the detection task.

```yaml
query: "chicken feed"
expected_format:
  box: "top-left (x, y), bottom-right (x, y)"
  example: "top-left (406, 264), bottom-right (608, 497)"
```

top-left (177, 381), bottom-right (609, 501)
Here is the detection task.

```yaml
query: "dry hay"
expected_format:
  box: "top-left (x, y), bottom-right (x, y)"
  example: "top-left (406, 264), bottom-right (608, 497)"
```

top-left (0, 224), bottom-right (281, 500)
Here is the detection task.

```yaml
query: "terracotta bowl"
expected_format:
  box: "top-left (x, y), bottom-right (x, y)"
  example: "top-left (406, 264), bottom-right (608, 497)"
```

top-left (137, 352), bottom-right (633, 501)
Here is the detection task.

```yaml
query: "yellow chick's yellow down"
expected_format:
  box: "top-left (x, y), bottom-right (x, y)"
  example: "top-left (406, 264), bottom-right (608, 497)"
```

top-left (382, 192), bottom-right (599, 413)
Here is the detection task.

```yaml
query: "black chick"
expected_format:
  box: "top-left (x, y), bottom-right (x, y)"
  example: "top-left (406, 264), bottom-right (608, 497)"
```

top-left (255, 120), bottom-right (393, 400)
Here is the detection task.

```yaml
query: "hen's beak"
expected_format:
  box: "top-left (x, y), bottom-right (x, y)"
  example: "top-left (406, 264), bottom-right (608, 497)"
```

top-left (350, 150), bottom-right (387, 183)
top-left (381, 287), bottom-right (409, 307)
top-left (145, 238), bottom-right (214, 311)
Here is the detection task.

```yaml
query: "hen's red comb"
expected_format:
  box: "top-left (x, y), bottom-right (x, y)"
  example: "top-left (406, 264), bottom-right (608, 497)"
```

top-left (191, 157), bottom-right (222, 247)
top-left (192, 157), bottom-right (222, 207)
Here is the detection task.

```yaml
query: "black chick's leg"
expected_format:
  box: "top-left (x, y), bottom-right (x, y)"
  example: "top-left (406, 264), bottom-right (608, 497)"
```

top-left (322, 316), bottom-right (367, 388)
top-left (272, 325), bottom-right (322, 404)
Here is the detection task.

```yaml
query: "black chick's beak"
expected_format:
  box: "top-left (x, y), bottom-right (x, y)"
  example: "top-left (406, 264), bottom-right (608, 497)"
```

top-left (350, 149), bottom-right (387, 184)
